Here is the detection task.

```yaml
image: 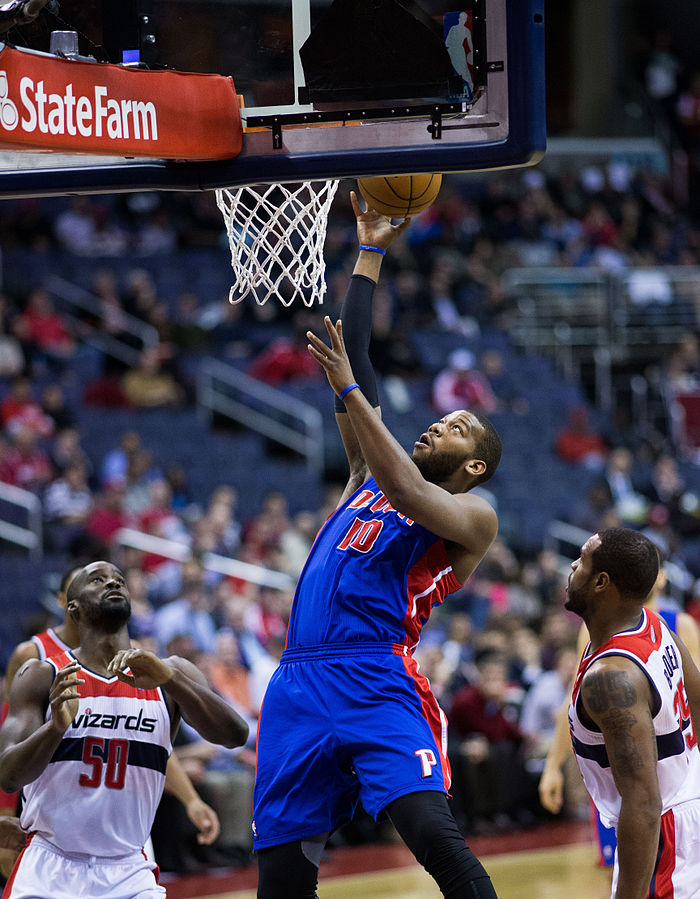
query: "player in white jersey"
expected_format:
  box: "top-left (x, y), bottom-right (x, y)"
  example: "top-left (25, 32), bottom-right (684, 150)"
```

top-left (0, 564), bottom-right (222, 880)
top-left (565, 527), bottom-right (700, 898)
top-left (0, 560), bottom-right (249, 899)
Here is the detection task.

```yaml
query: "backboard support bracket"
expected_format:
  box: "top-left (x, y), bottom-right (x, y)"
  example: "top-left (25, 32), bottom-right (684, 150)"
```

top-left (247, 102), bottom-right (471, 151)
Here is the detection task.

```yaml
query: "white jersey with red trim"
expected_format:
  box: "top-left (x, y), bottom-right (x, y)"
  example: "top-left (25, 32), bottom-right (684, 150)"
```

top-left (31, 627), bottom-right (71, 662)
top-left (569, 607), bottom-right (700, 829)
top-left (20, 649), bottom-right (172, 858)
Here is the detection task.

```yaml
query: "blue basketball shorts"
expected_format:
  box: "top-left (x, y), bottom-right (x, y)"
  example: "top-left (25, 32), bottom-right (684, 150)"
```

top-left (252, 642), bottom-right (451, 850)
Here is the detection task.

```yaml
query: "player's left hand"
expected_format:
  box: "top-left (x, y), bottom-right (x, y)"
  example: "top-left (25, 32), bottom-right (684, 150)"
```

top-left (0, 816), bottom-right (26, 853)
top-left (186, 797), bottom-right (221, 845)
top-left (307, 317), bottom-right (356, 398)
top-left (107, 648), bottom-right (175, 690)
top-left (351, 190), bottom-right (411, 249)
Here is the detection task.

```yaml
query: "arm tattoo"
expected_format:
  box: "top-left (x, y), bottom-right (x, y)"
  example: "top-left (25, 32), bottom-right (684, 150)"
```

top-left (601, 707), bottom-right (650, 775)
top-left (583, 669), bottom-right (654, 778)
top-left (584, 670), bottom-right (636, 714)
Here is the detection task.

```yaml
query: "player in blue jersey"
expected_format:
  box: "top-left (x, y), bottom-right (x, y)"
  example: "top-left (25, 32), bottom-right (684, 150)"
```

top-left (254, 193), bottom-right (502, 899)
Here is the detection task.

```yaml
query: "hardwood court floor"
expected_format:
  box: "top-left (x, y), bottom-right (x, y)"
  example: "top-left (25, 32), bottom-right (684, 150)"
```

top-left (164, 821), bottom-right (613, 899)
top-left (189, 845), bottom-right (611, 899)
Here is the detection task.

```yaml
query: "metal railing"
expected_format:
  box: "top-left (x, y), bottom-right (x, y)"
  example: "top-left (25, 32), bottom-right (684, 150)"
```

top-left (114, 528), bottom-right (294, 590)
top-left (545, 520), bottom-right (589, 560)
top-left (45, 274), bottom-right (159, 367)
top-left (0, 481), bottom-right (43, 559)
top-left (196, 358), bottom-right (324, 473)
top-left (504, 267), bottom-right (700, 357)
top-left (503, 265), bottom-right (700, 413)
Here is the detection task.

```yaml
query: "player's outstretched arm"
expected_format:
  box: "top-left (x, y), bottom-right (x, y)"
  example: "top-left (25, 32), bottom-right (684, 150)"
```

top-left (580, 658), bottom-right (660, 899)
top-left (308, 317), bottom-right (497, 568)
top-left (334, 192), bottom-right (410, 504)
top-left (108, 649), bottom-right (249, 748)
top-left (0, 660), bottom-right (83, 793)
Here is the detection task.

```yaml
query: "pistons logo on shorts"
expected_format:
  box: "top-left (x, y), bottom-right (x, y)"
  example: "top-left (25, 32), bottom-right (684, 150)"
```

top-left (414, 748), bottom-right (438, 777)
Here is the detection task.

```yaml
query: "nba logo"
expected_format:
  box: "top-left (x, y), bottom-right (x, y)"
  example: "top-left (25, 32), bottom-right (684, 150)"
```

top-left (443, 11), bottom-right (474, 101)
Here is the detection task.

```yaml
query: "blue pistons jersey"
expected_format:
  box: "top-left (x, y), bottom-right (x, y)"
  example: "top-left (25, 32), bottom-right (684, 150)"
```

top-left (253, 477), bottom-right (465, 850)
top-left (286, 476), bottom-right (462, 651)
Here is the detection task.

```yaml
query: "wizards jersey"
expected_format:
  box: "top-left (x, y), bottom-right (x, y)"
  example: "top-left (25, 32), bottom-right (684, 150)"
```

top-left (569, 608), bottom-right (700, 829)
top-left (31, 627), bottom-right (71, 663)
top-left (20, 649), bottom-right (171, 857)
top-left (286, 477), bottom-right (462, 651)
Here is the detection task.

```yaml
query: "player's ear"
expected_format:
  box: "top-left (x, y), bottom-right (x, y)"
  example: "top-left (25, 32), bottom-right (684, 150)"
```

top-left (466, 458), bottom-right (486, 478)
top-left (594, 571), bottom-right (609, 591)
top-left (66, 598), bottom-right (79, 621)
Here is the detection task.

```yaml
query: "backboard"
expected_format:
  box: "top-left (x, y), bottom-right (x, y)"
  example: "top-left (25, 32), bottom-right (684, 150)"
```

top-left (0, 0), bottom-right (545, 197)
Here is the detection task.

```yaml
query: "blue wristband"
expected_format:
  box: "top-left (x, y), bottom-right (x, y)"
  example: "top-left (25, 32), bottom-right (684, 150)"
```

top-left (358, 245), bottom-right (386, 256)
top-left (339, 382), bottom-right (360, 401)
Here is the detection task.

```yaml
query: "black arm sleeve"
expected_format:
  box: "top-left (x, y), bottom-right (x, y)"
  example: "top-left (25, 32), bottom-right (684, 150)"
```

top-left (334, 274), bottom-right (379, 412)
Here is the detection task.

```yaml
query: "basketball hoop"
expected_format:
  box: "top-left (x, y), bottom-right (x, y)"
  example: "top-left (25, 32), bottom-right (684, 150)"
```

top-left (216, 180), bottom-right (339, 307)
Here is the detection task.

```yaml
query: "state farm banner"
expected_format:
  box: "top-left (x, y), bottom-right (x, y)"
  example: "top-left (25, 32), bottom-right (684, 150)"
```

top-left (0, 45), bottom-right (242, 160)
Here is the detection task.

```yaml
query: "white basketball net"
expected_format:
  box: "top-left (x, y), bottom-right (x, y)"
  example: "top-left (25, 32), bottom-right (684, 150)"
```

top-left (215, 180), bottom-right (339, 307)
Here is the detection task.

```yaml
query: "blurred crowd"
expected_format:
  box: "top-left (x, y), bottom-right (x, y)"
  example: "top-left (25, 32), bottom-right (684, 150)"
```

top-left (2, 147), bottom-right (700, 868)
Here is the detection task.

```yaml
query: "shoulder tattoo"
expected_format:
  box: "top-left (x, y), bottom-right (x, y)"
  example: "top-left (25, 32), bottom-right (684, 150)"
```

top-left (583, 669), bottom-right (636, 714)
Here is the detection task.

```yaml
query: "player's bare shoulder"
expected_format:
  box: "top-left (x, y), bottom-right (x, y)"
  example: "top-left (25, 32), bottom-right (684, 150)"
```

top-left (454, 491), bottom-right (498, 547)
top-left (444, 492), bottom-right (498, 582)
top-left (4, 640), bottom-right (40, 695)
top-left (6, 657), bottom-right (55, 705)
top-left (13, 657), bottom-right (54, 683)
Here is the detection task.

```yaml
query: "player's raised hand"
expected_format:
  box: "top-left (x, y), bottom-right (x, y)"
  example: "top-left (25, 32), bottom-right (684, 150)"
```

top-left (307, 317), bottom-right (356, 398)
top-left (48, 661), bottom-right (84, 733)
top-left (107, 648), bottom-right (174, 690)
top-left (186, 797), bottom-right (221, 844)
top-left (351, 190), bottom-right (411, 250)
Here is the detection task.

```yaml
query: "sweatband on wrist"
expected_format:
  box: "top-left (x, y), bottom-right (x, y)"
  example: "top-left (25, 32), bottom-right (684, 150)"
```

top-left (334, 275), bottom-right (380, 413)
top-left (339, 382), bottom-right (360, 402)
top-left (359, 245), bottom-right (386, 255)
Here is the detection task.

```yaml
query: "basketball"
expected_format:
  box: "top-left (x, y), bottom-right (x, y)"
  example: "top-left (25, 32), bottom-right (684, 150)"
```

top-left (357, 173), bottom-right (442, 218)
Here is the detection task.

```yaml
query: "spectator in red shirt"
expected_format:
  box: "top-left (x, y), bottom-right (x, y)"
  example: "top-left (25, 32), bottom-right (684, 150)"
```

top-left (0, 376), bottom-right (54, 438)
top-left (84, 479), bottom-right (132, 551)
top-left (138, 478), bottom-right (191, 577)
top-left (0, 426), bottom-right (53, 492)
top-left (448, 653), bottom-right (530, 834)
top-left (248, 316), bottom-right (322, 386)
top-left (431, 349), bottom-right (498, 415)
top-left (15, 288), bottom-right (75, 375)
top-left (580, 200), bottom-right (619, 247)
top-left (554, 406), bottom-right (608, 470)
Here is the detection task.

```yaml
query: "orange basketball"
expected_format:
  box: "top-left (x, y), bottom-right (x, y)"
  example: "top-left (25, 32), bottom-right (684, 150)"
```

top-left (357, 173), bottom-right (442, 218)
